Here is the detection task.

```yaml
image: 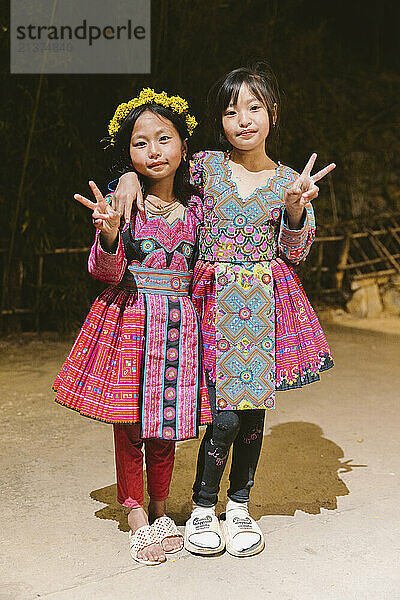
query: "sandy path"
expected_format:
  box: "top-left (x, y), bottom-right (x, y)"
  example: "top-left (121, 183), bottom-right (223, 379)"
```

top-left (1, 321), bottom-right (399, 600)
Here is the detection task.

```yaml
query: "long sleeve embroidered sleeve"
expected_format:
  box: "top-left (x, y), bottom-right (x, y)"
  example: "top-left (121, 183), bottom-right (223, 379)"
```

top-left (88, 228), bottom-right (127, 285)
top-left (278, 203), bottom-right (316, 263)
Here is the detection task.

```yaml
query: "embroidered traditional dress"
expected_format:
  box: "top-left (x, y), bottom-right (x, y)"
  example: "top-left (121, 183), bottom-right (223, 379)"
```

top-left (190, 151), bottom-right (333, 412)
top-left (53, 195), bottom-right (212, 440)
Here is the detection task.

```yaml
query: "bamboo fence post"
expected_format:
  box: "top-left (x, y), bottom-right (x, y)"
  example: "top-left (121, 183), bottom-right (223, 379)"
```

top-left (328, 173), bottom-right (338, 225)
top-left (35, 254), bottom-right (44, 333)
top-left (369, 233), bottom-right (400, 273)
top-left (335, 234), bottom-right (351, 291)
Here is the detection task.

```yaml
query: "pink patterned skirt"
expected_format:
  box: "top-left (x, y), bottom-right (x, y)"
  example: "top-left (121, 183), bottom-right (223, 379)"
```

top-left (53, 284), bottom-right (212, 440)
top-left (272, 258), bottom-right (333, 390)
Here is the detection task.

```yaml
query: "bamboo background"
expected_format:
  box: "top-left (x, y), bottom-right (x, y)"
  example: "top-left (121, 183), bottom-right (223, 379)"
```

top-left (1, 0), bottom-right (399, 332)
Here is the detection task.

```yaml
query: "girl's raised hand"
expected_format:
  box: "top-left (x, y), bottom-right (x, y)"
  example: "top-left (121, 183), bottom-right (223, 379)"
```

top-left (286, 153), bottom-right (336, 214)
top-left (74, 181), bottom-right (121, 233)
top-left (114, 171), bottom-right (146, 223)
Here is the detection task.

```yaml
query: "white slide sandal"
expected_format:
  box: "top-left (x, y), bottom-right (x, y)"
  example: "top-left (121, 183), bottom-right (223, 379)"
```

top-left (129, 524), bottom-right (165, 565)
top-left (184, 509), bottom-right (225, 555)
top-left (223, 508), bottom-right (265, 557)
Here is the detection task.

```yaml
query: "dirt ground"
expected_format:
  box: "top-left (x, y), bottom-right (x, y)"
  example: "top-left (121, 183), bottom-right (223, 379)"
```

top-left (1, 317), bottom-right (400, 600)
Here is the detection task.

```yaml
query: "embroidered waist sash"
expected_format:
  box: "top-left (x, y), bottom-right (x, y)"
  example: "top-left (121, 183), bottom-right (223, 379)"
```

top-left (125, 266), bottom-right (192, 296)
top-left (199, 225), bottom-right (276, 262)
top-left (125, 265), bottom-right (199, 440)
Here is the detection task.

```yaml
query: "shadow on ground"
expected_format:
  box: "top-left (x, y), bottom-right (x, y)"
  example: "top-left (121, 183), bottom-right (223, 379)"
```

top-left (90, 421), bottom-right (366, 531)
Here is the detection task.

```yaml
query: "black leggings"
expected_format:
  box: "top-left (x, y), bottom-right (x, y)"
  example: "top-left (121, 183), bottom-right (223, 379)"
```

top-left (193, 374), bottom-right (265, 507)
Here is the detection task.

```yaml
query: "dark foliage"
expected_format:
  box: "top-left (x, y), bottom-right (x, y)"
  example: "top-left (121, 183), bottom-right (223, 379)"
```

top-left (1, 0), bottom-right (399, 331)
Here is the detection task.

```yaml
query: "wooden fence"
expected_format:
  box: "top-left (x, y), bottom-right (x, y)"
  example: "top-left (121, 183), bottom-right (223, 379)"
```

top-left (309, 212), bottom-right (400, 296)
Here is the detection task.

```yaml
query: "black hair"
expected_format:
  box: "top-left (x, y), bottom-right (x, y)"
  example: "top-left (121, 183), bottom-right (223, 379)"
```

top-left (105, 102), bottom-right (198, 206)
top-left (206, 61), bottom-right (280, 150)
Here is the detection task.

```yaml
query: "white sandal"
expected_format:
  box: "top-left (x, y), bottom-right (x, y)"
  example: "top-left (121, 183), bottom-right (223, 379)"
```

top-left (152, 516), bottom-right (183, 554)
top-left (129, 524), bottom-right (165, 565)
top-left (184, 508), bottom-right (225, 555)
top-left (223, 506), bottom-right (264, 557)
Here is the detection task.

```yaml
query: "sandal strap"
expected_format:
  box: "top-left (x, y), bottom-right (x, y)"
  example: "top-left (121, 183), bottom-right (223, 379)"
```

top-left (129, 524), bottom-right (159, 552)
top-left (187, 513), bottom-right (222, 544)
top-left (226, 509), bottom-right (262, 539)
top-left (153, 516), bottom-right (182, 543)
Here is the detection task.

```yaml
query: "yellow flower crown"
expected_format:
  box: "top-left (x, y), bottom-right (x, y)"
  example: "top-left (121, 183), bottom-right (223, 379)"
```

top-left (108, 88), bottom-right (198, 144)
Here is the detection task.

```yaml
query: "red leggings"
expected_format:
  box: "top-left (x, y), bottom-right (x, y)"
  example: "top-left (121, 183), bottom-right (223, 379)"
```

top-left (113, 423), bottom-right (176, 509)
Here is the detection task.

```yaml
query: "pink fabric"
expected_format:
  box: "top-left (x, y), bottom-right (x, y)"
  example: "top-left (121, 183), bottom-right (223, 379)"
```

top-left (139, 293), bottom-right (202, 440)
top-left (54, 194), bottom-right (212, 436)
top-left (190, 151), bottom-right (316, 264)
top-left (189, 150), bottom-right (332, 401)
top-left (191, 257), bottom-right (333, 391)
top-left (134, 197), bottom-right (203, 257)
top-left (54, 287), bottom-right (145, 423)
top-left (191, 261), bottom-right (217, 382)
top-left (88, 230), bottom-right (127, 285)
top-left (272, 258), bottom-right (333, 388)
top-left (278, 209), bottom-right (313, 263)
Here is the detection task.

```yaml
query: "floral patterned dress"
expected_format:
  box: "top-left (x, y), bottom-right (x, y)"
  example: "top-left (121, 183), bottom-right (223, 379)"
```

top-left (190, 151), bottom-right (333, 412)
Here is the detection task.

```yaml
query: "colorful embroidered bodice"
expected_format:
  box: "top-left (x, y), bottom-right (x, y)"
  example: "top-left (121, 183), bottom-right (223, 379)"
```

top-left (190, 151), bottom-right (315, 264)
top-left (119, 197), bottom-right (202, 282)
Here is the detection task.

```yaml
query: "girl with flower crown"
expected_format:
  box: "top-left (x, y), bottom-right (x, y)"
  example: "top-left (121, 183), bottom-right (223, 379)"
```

top-left (53, 90), bottom-right (212, 565)
top-left (112, 64), bottom-right (336, 558)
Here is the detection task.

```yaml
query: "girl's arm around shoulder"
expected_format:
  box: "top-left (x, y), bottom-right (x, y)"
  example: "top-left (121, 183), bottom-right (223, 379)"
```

top-left (189, 151), bottom-right (206, 193)
top-left (189, 150), bottom-right (226, 200)
top-left (88, 226), bottom-right (127, 285)
top-left (188, 194), bottom-right (204, 223)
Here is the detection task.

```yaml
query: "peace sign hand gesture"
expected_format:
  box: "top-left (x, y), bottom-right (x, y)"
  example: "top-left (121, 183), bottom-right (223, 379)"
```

top-left (285, 153), bottom-right (336, 229)
top-left (74, 181), bottom-right (121, 250)
top-left (74, 180), bottom-right (122, 231)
